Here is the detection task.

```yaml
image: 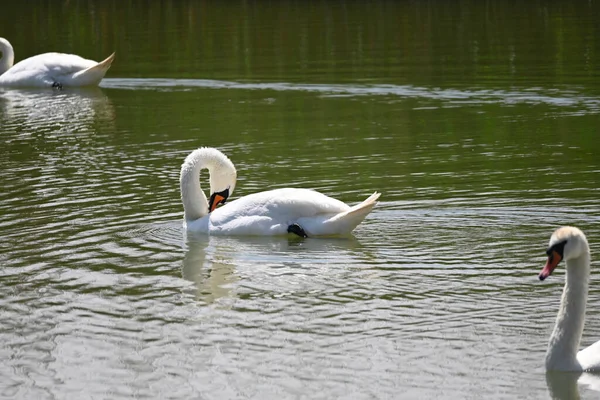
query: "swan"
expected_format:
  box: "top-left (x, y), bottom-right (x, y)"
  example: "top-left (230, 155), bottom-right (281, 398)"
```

top-left (180, 147), bottom-right (381, 237)
top-left (0, 37), bottom-right (114, 88)
top-left (539, 226), bottom-right (600, 371)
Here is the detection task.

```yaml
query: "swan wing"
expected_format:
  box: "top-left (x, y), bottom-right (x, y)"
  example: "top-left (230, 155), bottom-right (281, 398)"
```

top-left (577, 340), bottom-right (600, 371)
top-left (206, 188), bottom-right (379, 236)
top-left (206, 188), bottom-right (348, 235)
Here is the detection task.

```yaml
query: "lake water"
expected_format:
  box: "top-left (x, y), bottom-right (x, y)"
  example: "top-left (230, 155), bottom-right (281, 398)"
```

top-left (1, 1), bottom-right (600, 399)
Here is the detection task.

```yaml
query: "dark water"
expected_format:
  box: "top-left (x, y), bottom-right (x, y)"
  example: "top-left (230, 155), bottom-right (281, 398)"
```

top-left (1, 1), bottom-right (600, 399)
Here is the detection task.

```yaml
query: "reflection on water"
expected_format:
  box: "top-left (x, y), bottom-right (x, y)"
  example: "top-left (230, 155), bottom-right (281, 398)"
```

top-left (0, 87), bottom-right (115, 131)
top-left (182, 235), bottom-right (238, 304)
top-left (546, 371), bottom-right (600, 400)
top-left (182, 233), bottom-right (365, 304)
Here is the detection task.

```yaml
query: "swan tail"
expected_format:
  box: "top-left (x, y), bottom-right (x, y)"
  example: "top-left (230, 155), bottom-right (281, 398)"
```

top-left (331, 191), bottom-right (380, 222)
top-left (303, 192), bottom-right (381, 236)
top-left (71, 52), bottom-right (115, 86)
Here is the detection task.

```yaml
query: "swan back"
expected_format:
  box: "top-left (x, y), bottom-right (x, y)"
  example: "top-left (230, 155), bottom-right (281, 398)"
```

top-left (0, 37), bottom-right (115, 87)
top-left (0, 53), bottom-right (97, 87)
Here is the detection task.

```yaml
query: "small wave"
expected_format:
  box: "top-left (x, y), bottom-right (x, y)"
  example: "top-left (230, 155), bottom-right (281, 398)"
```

top-left (101, 78), bottom-right (600, 112)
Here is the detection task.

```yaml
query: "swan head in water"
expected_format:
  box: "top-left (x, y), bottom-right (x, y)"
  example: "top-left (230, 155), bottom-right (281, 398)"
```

top-left (539, 226), bottom-right (589, 281)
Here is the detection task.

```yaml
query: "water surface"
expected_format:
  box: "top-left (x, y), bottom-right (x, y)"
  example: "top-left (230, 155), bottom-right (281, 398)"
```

top-left (1, 1), bottom-right (600, 399)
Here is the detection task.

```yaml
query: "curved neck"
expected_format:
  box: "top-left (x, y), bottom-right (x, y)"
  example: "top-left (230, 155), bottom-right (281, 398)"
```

top-left (179, 147), bottom-right (236, 221)
top-left (545, 253), bottom-right (590, 370)
top-left (0, 39), bottom-right (15, 75)
top-left (180, 151), bottom-right (211, 221)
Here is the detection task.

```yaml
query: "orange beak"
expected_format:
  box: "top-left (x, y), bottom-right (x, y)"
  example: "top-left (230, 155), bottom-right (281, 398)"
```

top-left (539, 250), bottom-right (562, 281)
top-left (209, 194), bottom-right (225, 212)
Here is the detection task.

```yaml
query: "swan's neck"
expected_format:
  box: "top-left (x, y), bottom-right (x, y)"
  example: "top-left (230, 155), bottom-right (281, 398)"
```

top-left (545, 253), bottom-right (590, 370)
top-left (180, 152), bottom-right (210, 221)
top-left (0, 39), bottom-right (15, 75)
top-left (179, 147), bottom-right (236, 222)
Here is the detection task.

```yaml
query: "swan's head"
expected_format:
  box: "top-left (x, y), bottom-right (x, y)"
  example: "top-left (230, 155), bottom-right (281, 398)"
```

top-left (539, 226), bottom-right (589, 281)
top-left (0, 37), bottom-right (15, 74)
top-left (0, 38), bottom-right (12, 54)
top-left (208, 172), bottom-right (236, 212)
top-left (207, 152), bottom-right (237, 212)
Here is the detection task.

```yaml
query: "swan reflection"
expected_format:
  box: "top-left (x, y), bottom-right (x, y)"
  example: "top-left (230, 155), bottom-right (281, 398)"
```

top-left (182, 234), bottom-right (238, 304)
top-left (0, 87), bottom-right (117, 204)
top-left (181, 233), bottom-right (364, 303)
top-left (0, 87), bottom-right (115, 134)
top-left (546, 371), bottom-right (600, 400)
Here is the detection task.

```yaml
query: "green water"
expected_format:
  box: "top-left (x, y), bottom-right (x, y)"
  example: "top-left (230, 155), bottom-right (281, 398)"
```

top-left (1, 1), bottom-right (600, 399)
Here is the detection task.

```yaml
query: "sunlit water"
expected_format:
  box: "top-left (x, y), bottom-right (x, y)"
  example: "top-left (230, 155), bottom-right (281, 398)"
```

top-left (1, 79), bottom-right (600, 399)
top-left (2, 1), bottom-right (600, 398)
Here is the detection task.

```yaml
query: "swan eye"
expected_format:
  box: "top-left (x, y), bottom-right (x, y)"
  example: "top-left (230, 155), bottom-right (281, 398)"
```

top-left (546, 240), bottom-right (568, 258)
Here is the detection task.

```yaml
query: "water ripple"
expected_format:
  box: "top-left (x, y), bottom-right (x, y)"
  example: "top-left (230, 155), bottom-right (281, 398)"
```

top-left (102, 78), bottom-right (600, 114)
top-left (1, 78), bottom-right (600, 399)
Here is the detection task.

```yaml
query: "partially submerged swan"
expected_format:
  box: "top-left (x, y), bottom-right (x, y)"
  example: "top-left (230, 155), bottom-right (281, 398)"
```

top-left (0, 37), bottom-right (114, 88)
top-left (539, 226), bottom-right (600, 371)
top-left (180, 147), bottom-right (380, 237)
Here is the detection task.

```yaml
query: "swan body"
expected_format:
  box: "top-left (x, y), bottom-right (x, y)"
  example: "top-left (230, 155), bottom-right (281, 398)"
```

top-left (180, 147), bottom-right (380, 236)
top-left (539, 226), bottom-right (600, 372)
top-left (0, 37), bottom-right (114, 88)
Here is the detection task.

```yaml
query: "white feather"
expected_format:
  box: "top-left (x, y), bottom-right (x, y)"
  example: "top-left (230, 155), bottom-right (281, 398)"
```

top-left (180, 147), bottom-right (380, 237)
top-left (541, 226), bottom-right (600, 372)
top-left (0, 37), bottom-right (114, 88)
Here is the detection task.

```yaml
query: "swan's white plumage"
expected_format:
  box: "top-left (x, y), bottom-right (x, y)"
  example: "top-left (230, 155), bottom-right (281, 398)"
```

top-left (577, 340), bottom-right (600, 372)
top-left (180, 147), bottom-right (380, 236)
top-left (0, 37), bottom-right (114, 87)
top-left (541, 226), bottom-right (600, 372)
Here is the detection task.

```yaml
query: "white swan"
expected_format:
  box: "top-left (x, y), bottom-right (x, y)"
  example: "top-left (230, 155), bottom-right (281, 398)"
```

top-left (539, 226), bottom-right (600, 371)
top-left (0, 37), bottom-right (114, 88)
top-left (180, 147), bottom-right (380, 237)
